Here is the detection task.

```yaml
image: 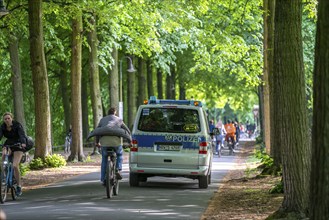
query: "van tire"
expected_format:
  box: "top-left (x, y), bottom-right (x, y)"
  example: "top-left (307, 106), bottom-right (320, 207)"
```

top-left (199, 175), bottom-right (208, 189)
top-left (129, 173), bottom-right (140, 187)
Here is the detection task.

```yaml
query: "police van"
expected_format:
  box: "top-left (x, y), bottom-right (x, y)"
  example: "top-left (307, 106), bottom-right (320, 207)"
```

top-left (129, 96), bottom-right (213, 189)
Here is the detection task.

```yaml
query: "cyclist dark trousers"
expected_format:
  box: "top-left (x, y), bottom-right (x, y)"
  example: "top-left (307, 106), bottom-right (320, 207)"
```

top-left (100, 146), bottom-right (123, 183)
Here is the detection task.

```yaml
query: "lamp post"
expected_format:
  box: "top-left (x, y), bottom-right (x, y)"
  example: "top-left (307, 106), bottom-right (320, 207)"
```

top-left (119, 56), bottom-right (136, 119)
top-left (0, 0), bottom-right (9, 16)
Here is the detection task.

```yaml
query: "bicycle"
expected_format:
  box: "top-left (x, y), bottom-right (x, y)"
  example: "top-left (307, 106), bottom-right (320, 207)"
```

top-left (64, 133), bottom-right (71, 154)
top-left (104, 147), bottom-right (119, 198)
top-left (226, 136), bottom-right (235, 155)
top-left (0, 143), bottom-right (22, 203)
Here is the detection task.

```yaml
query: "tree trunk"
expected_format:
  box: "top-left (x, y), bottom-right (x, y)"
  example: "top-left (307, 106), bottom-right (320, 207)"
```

top-left (310, 0), bottom-right (329, 219)
top-left (266, 0), bottom-right (281, 167)
top-left (146, 59), bottom-right (154, 98)
top-left (157, 68), bottom-right (163, 99)
top-left (272, 0), bottom-right (311, 216)
top-left (81, 68), bottom-right (89, 140)
top-left (28, 0), bottom-right (52, 158)
top-left (110, 48), bottom-right (119, 110)
top-left (59, 61), bottom-right (71, 134)
top-left (170, 65), bottom-right (176, 99)
top-left (8, 34), bottom-right (26, 130)
top-left (68, 11), bottom-right (85, 162)
top-left (137, 57), bottom-right (146, 106)
top-left (177, 65), bottom-right (186, 100)
top-left (88, 15), bottom-right (103, 128)
top-left (166, 73), bottom-right (171, 99)
top-left (127, 57), bottom-right (136, 129)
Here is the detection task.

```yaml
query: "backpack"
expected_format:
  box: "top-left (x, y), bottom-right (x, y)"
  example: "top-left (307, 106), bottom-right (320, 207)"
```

top-left (24, 136), bottom-right (34, 152)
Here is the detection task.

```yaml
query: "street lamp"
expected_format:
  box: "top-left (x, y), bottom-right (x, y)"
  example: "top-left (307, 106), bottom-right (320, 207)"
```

top-left (0, 0), bottom-right (9, 16)
top-left (119, 56), bottom-right (136, 119)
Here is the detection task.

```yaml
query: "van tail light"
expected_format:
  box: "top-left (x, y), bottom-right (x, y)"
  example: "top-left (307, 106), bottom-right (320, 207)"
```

top-left (199, 141), bottom-right (208, 154)
top-left (131, 139), bottom-right (138, 152)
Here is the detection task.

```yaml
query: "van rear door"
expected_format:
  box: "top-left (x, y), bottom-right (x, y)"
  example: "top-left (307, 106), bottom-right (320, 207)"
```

top-left (132, 106), bottom-right (202, 169)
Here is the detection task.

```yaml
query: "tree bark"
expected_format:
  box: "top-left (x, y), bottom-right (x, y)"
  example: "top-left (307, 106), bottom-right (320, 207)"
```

top-left (273, 0), bottom-right (311, 216)
top-left (8, 34), bottom-right (26, 130)
top-left (28, 0), bottom-right (52, 158)
top-left (170, 65), bottom-right (176, 99)
top-left (110, 48), bottom-right (119, 110)
top-left (59, 61), bottom-right (71, 134)
top-left (68, 11), bottom-right (85, 162)
top-left (165, 73), bottom-right (172, 99)
top-left (127, 56), bottom-right (136, 129)
top-left (157, 68), bottom-right (163, 99)
top-left (177, 64), bottom-right (186, 100)
top-left (81, 67), bottom-right (89, 140)
top-left (146, 59), bottom-right (154, 98)
top-left (310, 0), bottom-right (329, 219)
top-left (88, 15), bottom-right (103, 128)
top-left (266, 0), bottom-right (281, 167)
top-left (137, 57), bottom-right (146, 106)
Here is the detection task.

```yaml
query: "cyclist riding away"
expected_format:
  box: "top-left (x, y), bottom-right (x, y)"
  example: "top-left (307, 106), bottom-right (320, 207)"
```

top-left (224, 119), bottom-right (236, 151)
top-left (0, 112), bottom-right (26, 196)
top-left (95, 107), bottom-right (131, 186)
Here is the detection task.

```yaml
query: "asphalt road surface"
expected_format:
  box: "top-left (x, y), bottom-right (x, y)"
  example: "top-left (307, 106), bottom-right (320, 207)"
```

top-left (1, 147), bottom-right (241, 220)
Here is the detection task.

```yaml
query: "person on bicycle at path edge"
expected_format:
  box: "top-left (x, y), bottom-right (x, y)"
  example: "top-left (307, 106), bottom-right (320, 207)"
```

top-left (95, 107), bottom-right (131, 186)
top-left (0, 112), bottom-right (26, 196)
top-left (224, 120), bottom-right (236, 149)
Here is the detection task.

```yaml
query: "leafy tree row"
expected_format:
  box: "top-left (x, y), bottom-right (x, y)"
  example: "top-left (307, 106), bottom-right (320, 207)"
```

top-left (0, 0), bottom-right (263, 160)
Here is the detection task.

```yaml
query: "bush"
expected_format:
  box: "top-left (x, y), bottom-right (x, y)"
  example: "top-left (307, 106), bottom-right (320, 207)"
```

top-left (270, 179), bottom-right (284, 194)
top-left (254, 147), bottom-right (282, 176)
top-left (29, 158), bottom-right (46, 170)
top-left (29, 154), bottom-right (67, 170)
top-left (19, 163), bottom-right (30, 176)
top-left (44, 154), bottom-right (67, 168)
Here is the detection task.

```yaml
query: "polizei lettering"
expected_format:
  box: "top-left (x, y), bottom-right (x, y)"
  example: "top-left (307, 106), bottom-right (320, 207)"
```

top-left (165, 135), bottom-right (199, 142)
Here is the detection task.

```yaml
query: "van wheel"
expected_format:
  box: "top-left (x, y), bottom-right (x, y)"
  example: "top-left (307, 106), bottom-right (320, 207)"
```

top-left (199, 175), bottom-right (208, 189)
top-left (129, 173), bottom-right (140, 187)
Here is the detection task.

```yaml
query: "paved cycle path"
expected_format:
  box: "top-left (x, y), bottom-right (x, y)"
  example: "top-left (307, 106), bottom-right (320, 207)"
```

top-left (0, 143), bottom-right (250, 220)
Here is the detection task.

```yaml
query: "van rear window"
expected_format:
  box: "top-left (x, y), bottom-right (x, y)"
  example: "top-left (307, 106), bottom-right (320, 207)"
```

top-left (138, 108), bottom-right (200, 133)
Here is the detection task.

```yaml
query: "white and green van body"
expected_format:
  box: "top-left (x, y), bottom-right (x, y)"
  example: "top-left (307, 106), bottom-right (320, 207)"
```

top-left (129, 97), bottom-right (213, 188)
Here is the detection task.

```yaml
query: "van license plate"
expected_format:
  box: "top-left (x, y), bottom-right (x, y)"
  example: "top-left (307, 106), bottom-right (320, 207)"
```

top-left (157, 145), bottom-right (181, 151)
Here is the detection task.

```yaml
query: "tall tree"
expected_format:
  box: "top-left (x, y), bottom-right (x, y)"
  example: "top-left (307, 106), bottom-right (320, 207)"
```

top-left (265, 0), bottom-right (281, 166)
top-left (271, 0), bottom-right (311, 217)
top-left (156, 68), bottom-right (163, 99)
top-left (310, 0), bottom-right (329, 218)
top-left (110, 48), bottom-right (119, 110)
top-left (137, 57), bottom-right (146, 106)
top-left (88, 14), bottom-right (102, 127)
top-left (146, 59), bottom-right (154, 98)
top-left (8, 34), bottom-right (26, 130)
top-left (28, 0), bottom-right (52, 158)
top-left (59, 61), bottom-right (71, 134)
top-left (68, 10), bottom-right (85, 162)
top-left (127, 56), bottom-right (136, 128)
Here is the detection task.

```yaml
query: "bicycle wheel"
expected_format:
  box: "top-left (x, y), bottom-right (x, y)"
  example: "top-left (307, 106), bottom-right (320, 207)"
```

top-left (105, 161), bottom-right (114, 198)
top-left (113, 164), bottom-right (119, 196)
top-left (0, 168), bottom-right (8, 203)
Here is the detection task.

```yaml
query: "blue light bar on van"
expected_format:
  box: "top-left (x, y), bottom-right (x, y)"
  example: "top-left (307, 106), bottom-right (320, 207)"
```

top-left (148, 96), bottom-right (202, 107)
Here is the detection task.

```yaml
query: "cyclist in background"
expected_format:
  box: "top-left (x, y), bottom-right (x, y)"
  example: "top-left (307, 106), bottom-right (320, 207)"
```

top-left (0, 112), bottom-right (26, 196)
top-left (224, 119), bottom-right (236, 146)
top-left (215, 120), bottom-right (226, 150)
top-left (95, 107), bottom-right (131, 186)
top-left (234, 120), bottom-right (240, 145)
